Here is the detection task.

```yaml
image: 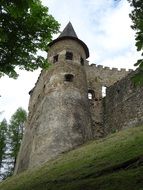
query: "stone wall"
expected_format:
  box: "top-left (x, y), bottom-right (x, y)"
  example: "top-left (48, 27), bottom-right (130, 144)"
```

top-left (104, 70), bottom-right (143, 134)
top-left (15, 61), bottom-right (94, 173)
top-left (86, 64), bottom-right (132, 89)
top-left (85, 64), bottom-right (131, 138)
top-left (48, 39), bottom-right (87, 66)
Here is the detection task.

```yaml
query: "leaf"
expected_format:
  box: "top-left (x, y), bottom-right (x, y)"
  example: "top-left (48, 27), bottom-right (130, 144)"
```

top-left (136, 40), bottom-right (143, 51)
top-left (134, 59), bottom-right (143, 66)
top-left (132, 70), bottom-right (143, 86)
top-left (0, 0), bottom-right (60, 78)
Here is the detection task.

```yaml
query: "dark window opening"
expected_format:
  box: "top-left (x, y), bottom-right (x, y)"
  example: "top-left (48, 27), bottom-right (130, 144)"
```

top-left (64, 74), bottom-right (74, 82)
top-left (66, 52), bottom-right (73, 60)
top-left (53, 55), bottom-right (59, 63)
top-left (80, 57), bottom-right (84, 65)
top-left (88, 90), bottom-right (95, 100)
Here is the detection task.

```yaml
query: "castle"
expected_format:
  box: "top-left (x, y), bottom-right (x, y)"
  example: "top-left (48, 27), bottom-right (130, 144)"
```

top-left (14, 22), bottom-right (143, 174)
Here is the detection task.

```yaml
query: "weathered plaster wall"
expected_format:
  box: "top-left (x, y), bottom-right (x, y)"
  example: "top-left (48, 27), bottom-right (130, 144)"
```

top-left (104, 70), bottom-right (143, 134)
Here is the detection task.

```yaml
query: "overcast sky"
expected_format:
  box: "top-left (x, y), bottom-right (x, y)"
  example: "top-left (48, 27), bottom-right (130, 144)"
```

top-left (0, 0), bottom-right (141, 121)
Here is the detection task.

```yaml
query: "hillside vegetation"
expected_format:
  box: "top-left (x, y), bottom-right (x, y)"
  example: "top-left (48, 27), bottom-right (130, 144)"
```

top-left (0, 126), bottom-right (143, 190)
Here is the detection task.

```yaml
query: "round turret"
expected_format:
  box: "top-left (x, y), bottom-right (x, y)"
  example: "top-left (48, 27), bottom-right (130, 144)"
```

top-left (48, 22), bottom-right (89, 66)
top-left (14, 22), bottom-right (93, 173)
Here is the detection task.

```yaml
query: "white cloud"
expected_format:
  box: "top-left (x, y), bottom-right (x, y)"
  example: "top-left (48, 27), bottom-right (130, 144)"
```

top-left (0, 69), bottom-right (40, 121)
top-left (96, 1), bottom-right (133, 51)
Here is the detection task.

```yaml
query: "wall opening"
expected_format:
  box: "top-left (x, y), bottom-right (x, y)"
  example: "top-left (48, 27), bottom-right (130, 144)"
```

top-left (102, 86), bottom-right (107, 97)
top-left (88, 90), bottom-right (95, 100)
top-left (64, 74), bottom-right (74, 82)
top-left (80, 57), bottom-right (84, 65)
top-left (117, 89), bottom-right (120, 94)
top-left (66, 51), bottom-right (73, 60)
top-left (53, 55), bottom-right (59, 63)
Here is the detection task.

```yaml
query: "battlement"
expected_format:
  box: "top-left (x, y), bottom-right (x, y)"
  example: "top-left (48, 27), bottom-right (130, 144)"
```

top-left (88, 64), bottom-right (133, 73)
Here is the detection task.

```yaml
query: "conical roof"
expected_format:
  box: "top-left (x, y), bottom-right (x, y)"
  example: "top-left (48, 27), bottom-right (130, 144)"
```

top-left (49, 22), bottom-right (89, 58)
top-left (58, 22), bottom-right (78, 38)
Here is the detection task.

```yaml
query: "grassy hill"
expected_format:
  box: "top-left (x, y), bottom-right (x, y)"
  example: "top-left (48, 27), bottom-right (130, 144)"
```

top-left (0, 125), bottom-right (143, 190)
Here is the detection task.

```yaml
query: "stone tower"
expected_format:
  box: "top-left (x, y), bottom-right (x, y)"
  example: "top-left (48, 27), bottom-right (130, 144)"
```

top-left (14, 22), bottom-right (93, 173)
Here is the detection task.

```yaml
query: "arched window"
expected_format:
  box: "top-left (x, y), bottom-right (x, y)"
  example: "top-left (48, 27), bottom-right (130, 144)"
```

top-left (64, 74), bottom-right (74, 82)
top-left (88, 90), bottom-right (95, 100)
top-left (65, 51), bottom-right (73, 60)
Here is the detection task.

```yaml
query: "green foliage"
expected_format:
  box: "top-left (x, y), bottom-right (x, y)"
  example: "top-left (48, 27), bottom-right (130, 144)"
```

top-left (0, 108), bottom-right (27, 180)
top-left (0, 119), bottom-right (7, 168)
top-left (0, 119), bottom-right (8, 180)
top-left (128, 0), bottom-right (143, 84)
top-left (0, 125), bottom-right (143, 189)
top-left (8, 108), bottom-right (27, 171)
top-left (0, 0), bottom-right (60, 78)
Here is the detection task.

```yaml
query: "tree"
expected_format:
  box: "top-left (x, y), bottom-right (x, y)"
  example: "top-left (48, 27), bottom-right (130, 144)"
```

top-left (8, 107), bottom-right (27, 173)
top-left (0, 0), bottom-right (60, 78)
top-left (127, 0), bottom-right (143, 85)
top-left (0, 119), bottom-right (7, 168)
top-left (0, 108), bottom-right (27, 180)
top-left (115, 0), bottom-right (143, 84)
top-left (0, 119), bottom-right (8, 180)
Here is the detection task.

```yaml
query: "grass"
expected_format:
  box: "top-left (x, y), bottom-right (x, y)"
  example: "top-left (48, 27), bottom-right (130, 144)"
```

top-left (0, 125), bottom-right (143, 190)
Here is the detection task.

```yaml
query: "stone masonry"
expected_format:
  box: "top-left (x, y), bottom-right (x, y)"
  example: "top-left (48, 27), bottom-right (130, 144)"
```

top-left (14, 22), bottom-right (142, 174)
top-left (104, 70), bottom-right (143, 134)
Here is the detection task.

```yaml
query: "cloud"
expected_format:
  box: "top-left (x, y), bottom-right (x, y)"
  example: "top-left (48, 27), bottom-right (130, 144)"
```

top-left (95, 1), bottom-right (134, 51)
top-left (0, 69), bottom-right (40, 121)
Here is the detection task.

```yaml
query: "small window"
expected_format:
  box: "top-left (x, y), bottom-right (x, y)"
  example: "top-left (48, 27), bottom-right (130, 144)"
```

top-left (102, 86), bottom-right (107, 97)
top-left (88, 90), bottom-right (95, 100)
top-left (53, 55), bottom-right (58, 63)
top-left (80, 57), bottom-right (84, 65)
top-left (66, 52), bottom-right (73, 60)
top-left (64, 74), bottom-right (74, 82)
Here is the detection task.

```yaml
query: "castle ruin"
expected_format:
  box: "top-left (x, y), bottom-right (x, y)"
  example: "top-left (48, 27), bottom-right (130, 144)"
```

top-left (14, 22), bottom-right (143, 174)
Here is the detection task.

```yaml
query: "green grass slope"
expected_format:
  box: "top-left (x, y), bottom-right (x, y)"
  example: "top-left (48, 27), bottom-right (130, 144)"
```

top-left (1, 126), bottom-right (143, 190)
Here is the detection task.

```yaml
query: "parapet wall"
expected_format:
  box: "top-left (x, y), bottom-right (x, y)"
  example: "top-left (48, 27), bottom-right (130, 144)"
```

top-left (104, 70), bottom-right (143, 134)
top-left (86, 64), bottom-right (132, 88)
top-left (89, 63), bottom-right (133, 72)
